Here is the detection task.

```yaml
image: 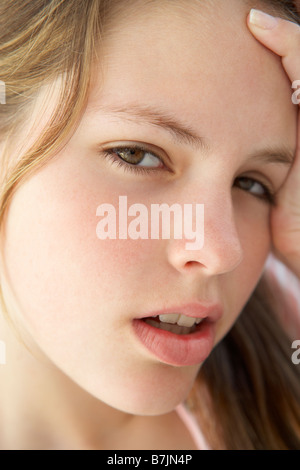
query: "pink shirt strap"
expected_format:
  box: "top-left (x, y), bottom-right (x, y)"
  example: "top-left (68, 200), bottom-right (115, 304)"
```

top-left (176, 403), bottom-right (211, 450)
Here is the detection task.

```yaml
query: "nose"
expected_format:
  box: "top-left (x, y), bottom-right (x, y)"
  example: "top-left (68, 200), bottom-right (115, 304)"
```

top-left (166, 191), bottom-right (244, 276)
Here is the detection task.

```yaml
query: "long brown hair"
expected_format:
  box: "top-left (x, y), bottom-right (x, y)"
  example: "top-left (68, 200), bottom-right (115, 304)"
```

top-left (192, 275), bottom-right (300, 449)
top-left (0, 0), bottom-right (300, 450)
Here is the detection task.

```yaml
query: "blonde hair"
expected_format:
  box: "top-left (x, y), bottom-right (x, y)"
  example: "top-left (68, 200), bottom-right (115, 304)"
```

top-left (0, 0), bottom-right (300, 449)
top-left (0, 0), bottom-right (105, 221)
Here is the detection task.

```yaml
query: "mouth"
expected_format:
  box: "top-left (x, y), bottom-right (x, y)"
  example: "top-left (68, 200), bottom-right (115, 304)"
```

top-left (132, 302), bottom-right (222, 367)
top-left (143, 313), bottom-right (204, 335)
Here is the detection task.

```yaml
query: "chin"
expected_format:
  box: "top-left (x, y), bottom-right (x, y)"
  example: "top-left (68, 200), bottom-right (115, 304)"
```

top-left (88, 368), bottom-right (199, 417)
top-left (108, 396), bottom-right (182, 417)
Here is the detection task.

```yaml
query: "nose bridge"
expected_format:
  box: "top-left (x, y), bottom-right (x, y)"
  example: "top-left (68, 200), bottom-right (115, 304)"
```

top-left (204, 191), bottom-right (243, 271)
top-left (167, 185), bottom-right (244, 276)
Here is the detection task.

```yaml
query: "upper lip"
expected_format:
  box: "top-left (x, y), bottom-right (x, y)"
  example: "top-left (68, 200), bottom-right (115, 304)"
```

top-left (139, 301), bottom-right (223, 322)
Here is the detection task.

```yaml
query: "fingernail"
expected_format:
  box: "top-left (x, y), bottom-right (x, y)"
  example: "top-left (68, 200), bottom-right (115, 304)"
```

top-left (249, 9), bottom-right (279, 29)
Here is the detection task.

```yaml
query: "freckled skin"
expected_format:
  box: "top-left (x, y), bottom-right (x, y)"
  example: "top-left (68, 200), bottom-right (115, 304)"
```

top-left (2, 0), bottom-right (297, 418)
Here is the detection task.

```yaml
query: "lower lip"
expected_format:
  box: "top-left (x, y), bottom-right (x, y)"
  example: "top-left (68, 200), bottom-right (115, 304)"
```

top-left (132, 318), bottom-right (216, 367)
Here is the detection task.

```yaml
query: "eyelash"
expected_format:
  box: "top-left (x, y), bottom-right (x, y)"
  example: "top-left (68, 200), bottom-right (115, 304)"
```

top-left (102, 145), bottom-right (167, 176)
top-left (102, 145), bottom-right (275, 204)
top-left (234, 176), bottom-right (275, 205)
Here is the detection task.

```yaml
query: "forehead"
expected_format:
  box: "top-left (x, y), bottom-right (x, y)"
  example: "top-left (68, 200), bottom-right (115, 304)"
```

top-left (87, 0), bottom-right (296, 150)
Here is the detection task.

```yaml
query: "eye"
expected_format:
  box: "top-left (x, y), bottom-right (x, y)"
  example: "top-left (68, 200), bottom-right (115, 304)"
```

top-left (116, 148), bottom-right (162, 167)
top-left (234, 176), bottom-right (275, 204)
top-left (103, 145), bottom-right (166, 174)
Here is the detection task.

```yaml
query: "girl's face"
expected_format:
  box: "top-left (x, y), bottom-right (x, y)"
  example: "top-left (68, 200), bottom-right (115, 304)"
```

top-left (2, 0), bottom-right (297, 414)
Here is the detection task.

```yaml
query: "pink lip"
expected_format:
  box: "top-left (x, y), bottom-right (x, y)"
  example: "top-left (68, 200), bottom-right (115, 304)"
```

top-left (132, 302), bottom-right (223, 367)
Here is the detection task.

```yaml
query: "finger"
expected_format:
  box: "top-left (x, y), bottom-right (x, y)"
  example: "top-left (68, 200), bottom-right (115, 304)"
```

top-left (247, 9), bottom-right (300, 84)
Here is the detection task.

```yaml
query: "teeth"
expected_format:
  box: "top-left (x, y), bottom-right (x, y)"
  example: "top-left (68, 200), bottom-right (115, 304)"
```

top-left (158, 313), bottom-right (179, 324)
top-left (159, 313), bottom-right (203, 327)
top-left (145, 319), bottom-right (195, 335)
top-left (177, 315), bottom-right (197, 327)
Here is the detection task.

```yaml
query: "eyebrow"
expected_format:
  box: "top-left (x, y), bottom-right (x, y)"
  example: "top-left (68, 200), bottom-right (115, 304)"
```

top-left (247, 146), bottom-right (295, 166)
top-left (91, 102), bottom-right (295, 166)
top-left (94, 103), bottom-right (209, 151)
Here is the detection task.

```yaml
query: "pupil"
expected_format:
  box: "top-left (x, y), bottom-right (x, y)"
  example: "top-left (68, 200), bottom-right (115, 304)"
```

top-left (241, 177), bottom-right (252, 188)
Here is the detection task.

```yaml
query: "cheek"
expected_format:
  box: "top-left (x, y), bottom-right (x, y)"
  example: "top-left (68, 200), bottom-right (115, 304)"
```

top-left (239, 199), bottom-right (271, 278)
top-left (216, 198), bottom-right (271, 342)
top-left (2, 158), bottom-right (162, 365)
top-left (3, 176), bottom-right (146, 323)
